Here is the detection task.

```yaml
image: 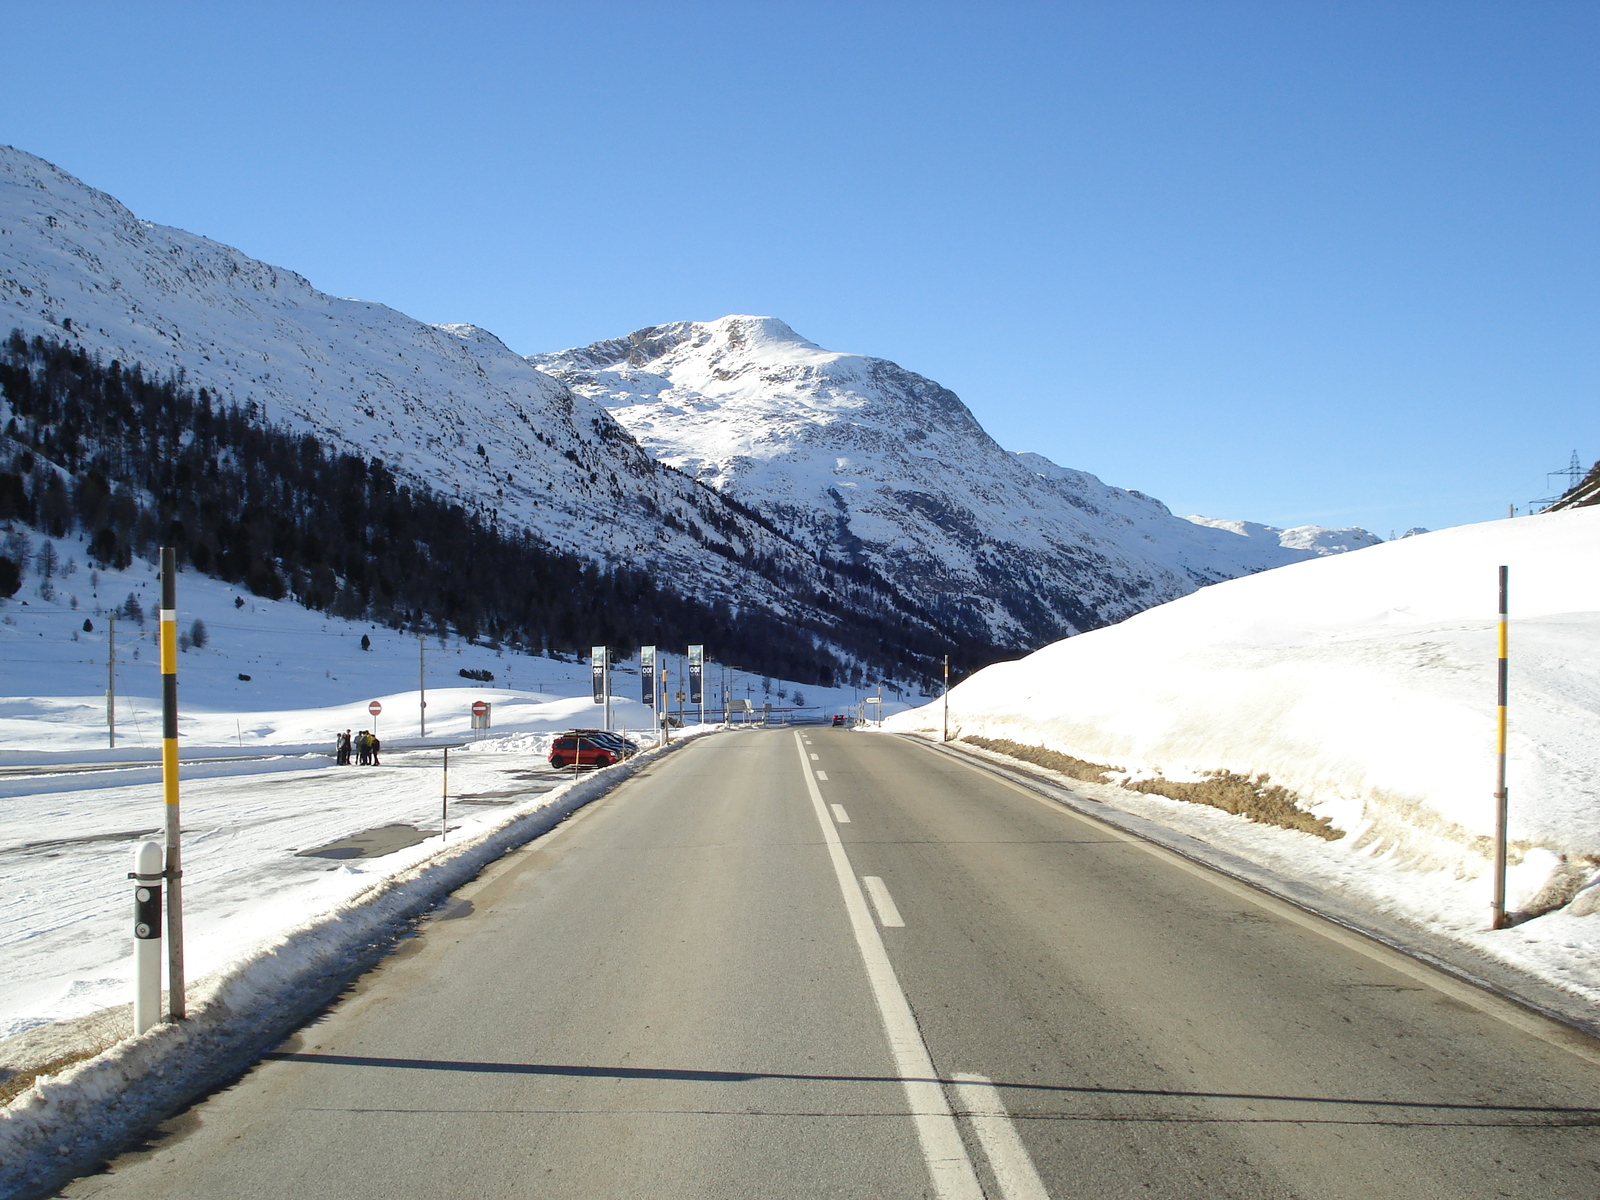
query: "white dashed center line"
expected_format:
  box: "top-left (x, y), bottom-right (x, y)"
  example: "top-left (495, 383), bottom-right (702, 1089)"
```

top-left (862, 876), bottom-right (905, 927)
top-left (831, 803), bottom-right (851, 824)
top-left (793, 733), bottom-right (981, 1198)
top-left (815, 770), bottom-right (828, 781)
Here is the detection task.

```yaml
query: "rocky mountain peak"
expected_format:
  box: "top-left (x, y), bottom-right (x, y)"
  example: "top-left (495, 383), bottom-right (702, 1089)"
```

top-left (534, 319), bottom-right (1330, 646)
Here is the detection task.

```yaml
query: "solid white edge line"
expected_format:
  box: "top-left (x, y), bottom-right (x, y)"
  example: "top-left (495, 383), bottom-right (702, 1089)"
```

top-left (831, 803), bottom-right (852, 824)
top-left (952, 1073), bottom-right (1052, 1200)
top-left (794, 732), bottom-right (982, 1200)
top-left (862, 876), bottom-right (905, 927)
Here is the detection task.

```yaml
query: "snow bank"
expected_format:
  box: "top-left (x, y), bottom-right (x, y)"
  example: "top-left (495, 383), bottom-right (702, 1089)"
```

top-left (0, 731), bottom-right (710, 1198)
top-left (888, 508), bottom-right (1600, 886)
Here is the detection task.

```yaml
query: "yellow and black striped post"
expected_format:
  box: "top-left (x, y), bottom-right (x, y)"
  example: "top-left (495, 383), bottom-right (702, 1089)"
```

top-left (159, 548), bottom-right (187, 1018)
top-left (1490, 565), bottom-right (1510, 931)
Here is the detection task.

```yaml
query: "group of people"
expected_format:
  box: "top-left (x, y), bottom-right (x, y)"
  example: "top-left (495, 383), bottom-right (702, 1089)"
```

top-left (336, 729), bottom-right (381, 766)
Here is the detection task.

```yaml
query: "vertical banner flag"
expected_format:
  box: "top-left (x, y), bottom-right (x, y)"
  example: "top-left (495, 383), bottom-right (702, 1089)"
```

top-left (591, 646), bottom-right (607, 705)
top-left (687, 645), bottom-right (704, 705)
top-left (640, 646), bottom-right (656, 708)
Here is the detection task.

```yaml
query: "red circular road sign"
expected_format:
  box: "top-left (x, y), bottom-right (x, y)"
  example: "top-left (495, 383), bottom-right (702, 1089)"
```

top-left (368, 701), bottom-right (382, 716)
top-left (471, 700), bottom-right (489, 716)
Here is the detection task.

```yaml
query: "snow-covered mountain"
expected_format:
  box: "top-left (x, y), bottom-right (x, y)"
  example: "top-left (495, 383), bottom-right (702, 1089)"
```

top-left (1183, 515), bottom-right (1382, 555)
top-left (0, 146), bottom-right (938, 670)
top-left (0, 143), bottom-right (1373, 665)
top-left (532, 316), bottom-right (1324, 645)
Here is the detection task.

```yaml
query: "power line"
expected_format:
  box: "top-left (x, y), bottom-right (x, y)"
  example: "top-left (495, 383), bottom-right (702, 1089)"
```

top-left (1531, 449), bottom-right (1586, 510)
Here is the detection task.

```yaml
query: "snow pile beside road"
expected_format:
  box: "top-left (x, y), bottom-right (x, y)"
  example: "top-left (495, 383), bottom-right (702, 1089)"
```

top-left (0, 734), bottom-right (701, 1198)
top-left (887, 509), bottom-right (1600, 912)
top-left (460, 730), bottom-right (557, 756)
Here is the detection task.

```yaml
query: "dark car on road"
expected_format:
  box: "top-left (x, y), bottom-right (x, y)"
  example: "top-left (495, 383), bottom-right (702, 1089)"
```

top-left (549, 729), bottom-right (639, 770)
top-left (831, 714), bottom-right (848, 727)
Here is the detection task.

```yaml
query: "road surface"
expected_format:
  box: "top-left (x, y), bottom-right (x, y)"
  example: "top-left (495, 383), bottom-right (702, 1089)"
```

top-left (60, 728), bottom-right (1600, 1198)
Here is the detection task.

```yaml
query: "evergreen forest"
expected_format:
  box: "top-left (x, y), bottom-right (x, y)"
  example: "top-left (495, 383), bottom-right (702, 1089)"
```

top-left (0, 331), bottom-right (984, 689)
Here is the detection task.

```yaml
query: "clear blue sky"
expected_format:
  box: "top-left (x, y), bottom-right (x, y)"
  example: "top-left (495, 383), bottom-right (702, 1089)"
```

top-left (1, 1), bottom-right (1594, 533)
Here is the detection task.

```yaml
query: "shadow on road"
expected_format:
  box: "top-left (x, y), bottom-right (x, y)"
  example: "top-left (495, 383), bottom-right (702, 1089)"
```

top-left (257, 1052), bottom-right (1600, 1126)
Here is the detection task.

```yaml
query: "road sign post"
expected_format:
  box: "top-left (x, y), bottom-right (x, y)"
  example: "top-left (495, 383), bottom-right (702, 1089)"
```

top-left (369, 699), bottom-right (382, 740)
top-left (471, 698), bottom-right (490, 739)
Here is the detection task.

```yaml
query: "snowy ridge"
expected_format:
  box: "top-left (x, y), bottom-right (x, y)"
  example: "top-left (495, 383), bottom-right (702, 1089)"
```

top-left (1184, 513), bottom-right (1383, 555)
top-left (534, 317), bottom-right (1322, 646)
top-left (0, 146), bottom-right (921, 661)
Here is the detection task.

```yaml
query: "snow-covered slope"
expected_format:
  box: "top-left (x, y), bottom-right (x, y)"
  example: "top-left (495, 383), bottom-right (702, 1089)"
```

top-left (888, 508), bottom-right (1600, 880)
top-left (533, 317), bottom-right (1318, 646)
top-left (1184, 514), bottom-right (1383, 555)
top-left (0, 147), bottom-right (896, 650)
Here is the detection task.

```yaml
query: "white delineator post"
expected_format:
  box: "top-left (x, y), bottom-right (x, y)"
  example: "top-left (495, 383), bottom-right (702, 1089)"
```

top-left (942, 654), bottom-right (950, 743)
top-left (131, 840), bottom-right (164, 1034)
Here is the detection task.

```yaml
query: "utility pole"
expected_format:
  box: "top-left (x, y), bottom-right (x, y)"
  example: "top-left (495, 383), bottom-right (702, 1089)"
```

top-left (106, 613), bottom-right (116, 749)
top-left (419, 633), bottom-right (427, 739)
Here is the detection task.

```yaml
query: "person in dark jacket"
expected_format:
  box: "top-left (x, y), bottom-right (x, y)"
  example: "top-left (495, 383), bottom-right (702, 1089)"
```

top-left (369, 734), bottom-right (381, 766)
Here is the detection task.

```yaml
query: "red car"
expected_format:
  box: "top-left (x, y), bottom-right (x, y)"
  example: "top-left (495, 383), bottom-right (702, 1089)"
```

top-left (548, 730), bottom-right (634, 770)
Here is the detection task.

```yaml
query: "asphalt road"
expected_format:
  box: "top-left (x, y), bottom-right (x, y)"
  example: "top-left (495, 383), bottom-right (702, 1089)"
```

top-left (59, 728), bottom-right (1600, 1198)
